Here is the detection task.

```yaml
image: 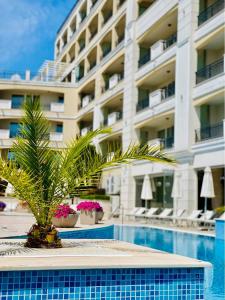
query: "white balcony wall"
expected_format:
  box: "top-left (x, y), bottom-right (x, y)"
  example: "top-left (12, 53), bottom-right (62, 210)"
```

top-left (0, 129), bottom-right (10, 139)
top-left (50, 103), bottom-right (64, 113)
top-left (50, 132), bottom-right (63, 142)
top-left (149, 89), bottom-right (163, 108)
top-left (109, 74), bottom-right (120, 89)
top-left (0, 100), bottom-right (12, 109)
top-left (82, 95), bottom-right (91, 108)
top-left (151, 41), bottom-right (164, 60)
top-left (108, 112), bottom-right (120, 126)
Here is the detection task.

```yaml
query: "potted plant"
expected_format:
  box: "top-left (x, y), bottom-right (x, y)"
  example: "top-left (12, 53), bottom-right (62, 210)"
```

top-left (52, 204), bottom-right (78, 228)
top-left (96, 205), bottom-right (104, 222)
top-left (0, 201), bottom-right (6, 212)
top-left (77, 201), bottom-right (103, 225)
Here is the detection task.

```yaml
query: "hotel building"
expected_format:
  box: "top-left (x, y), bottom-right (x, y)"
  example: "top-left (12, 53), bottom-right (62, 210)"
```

top-left (0, 0), bottom-right (224, 213)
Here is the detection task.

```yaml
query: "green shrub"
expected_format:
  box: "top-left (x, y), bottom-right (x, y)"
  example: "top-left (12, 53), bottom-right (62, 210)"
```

top-left (215, 206), bottom-right (225, 214)
top-left (80, 194), bottom-right (110, 201)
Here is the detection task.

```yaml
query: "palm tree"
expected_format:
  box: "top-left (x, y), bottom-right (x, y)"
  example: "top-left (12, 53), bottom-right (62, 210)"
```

top-left (0, 97), bottom-right (174, 248)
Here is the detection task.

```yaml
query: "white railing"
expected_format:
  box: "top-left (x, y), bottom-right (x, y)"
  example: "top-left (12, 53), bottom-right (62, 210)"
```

top-left (50, 103), bottom-right (64, 113)
top-left (81, 126), bottom-right (92, 136)
top-left (0, 100), bottom-right (12, 109)
top-left (148, 138), bottom-right (161, 148)
top-left (50, 132), bottom-right (63, 142)
top-left (0, 129), bottom-right (10, 139)
top-left (109, 74), bottom-right (121, 89)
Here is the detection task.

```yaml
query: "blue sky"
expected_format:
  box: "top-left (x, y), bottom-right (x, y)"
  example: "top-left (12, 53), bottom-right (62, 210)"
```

top-left (0, 0), bottom-right (76, 73)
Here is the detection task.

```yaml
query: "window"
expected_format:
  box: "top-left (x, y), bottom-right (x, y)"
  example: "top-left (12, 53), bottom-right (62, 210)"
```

top-left (9, 123), bottom-right (20, 138)
top-left (11, 95), bottom-right (24, 109)
top-left (56, 124), bottom-right (63, 133)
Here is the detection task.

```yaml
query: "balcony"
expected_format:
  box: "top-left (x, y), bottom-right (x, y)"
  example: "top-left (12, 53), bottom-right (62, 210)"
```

top-left (196, 57), bottom-right (224, 84)
top-left (103, 73), bottom-right (124, 94)
top-left (49, 132), bottom-right (63, 142)
top-left (137, 82), bottom-right (175, 112)
top-left (50, 103), bottom-right (64, 113)
top-left (138, 34), bottom-right (177, 69)
top-left (198, 0), bottom-right (225, 26)
top-left (195, 121), bottom-right (224, 142)
top-left (118, 0), bottom-right (126, 8)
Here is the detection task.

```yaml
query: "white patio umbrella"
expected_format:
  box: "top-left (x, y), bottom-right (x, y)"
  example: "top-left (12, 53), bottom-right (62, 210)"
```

top-left (200, 167), bottom-right (215, 214)
top-left (141, 175), bottom-right (153, 208)
top-left (171, 171), bottom-right (182, 213)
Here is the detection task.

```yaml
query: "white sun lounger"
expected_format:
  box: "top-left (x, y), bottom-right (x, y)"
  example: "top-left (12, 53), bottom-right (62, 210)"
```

top-left (134, 207), bottom-right (147, 217)
top-left (193, 210), bottom-right (215, 224)
top-left (148, 208), bottom-right (173, 222)
top-left (126, 207), bottom-right (140, 217)
top-left (144, 208), bottom-right (160, 218)
top-left (174, 209), bottom-right (202, 226)
top-left (205, 212), bottom-right (225, 226)
top-left (161, 209), bottom-right (185, 222)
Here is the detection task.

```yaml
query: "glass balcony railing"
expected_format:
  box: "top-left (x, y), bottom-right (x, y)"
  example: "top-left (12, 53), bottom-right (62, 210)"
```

top-left (195, 121), bottom-right (224, 142)
top-left (138, 53), bottom-right (151, 68)
top-left (198, 0), bottom-right (225, 26)
top-left (136, 97), bottom-right (149, 112)
top-left (196, 57), bottom-right (224, 84)
top-left (162, 81), bottom-right (175, 99)
top-left (163, 33), bottom-right (177, 50)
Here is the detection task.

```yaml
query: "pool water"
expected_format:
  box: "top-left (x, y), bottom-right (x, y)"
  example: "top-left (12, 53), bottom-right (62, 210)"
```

top-left (114, 226), bottom-right (224, 300)
top-left (7, 225), bottom-right (224, 300)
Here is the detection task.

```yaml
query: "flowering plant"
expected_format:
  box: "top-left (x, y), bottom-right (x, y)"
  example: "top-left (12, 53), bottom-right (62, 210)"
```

top-left (0, 201), bottom-right (6, 209)
top-left (77, 201), bottom-right (103, 212)
top-left (54, 204), bottom-right (76, 219)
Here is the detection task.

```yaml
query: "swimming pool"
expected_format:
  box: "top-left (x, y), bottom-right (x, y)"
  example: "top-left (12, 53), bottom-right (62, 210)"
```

top-left (58, 225), bottom-right (224, 300)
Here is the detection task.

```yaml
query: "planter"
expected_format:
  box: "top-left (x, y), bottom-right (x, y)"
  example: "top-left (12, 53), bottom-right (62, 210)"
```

top-left (80, 210), bottom-right (97, 225)
top-left (97, 211), bottom-right (104, 222)
top-left (52, 214), bottom-right (78, 228)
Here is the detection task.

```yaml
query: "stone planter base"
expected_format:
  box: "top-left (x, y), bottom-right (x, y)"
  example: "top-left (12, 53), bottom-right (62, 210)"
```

top-left (97, 211), bottom-right (104, 222)
top-left (80, 210), bottom-right (97, 225)
top-left (52, 214), bottom-right (78, 228)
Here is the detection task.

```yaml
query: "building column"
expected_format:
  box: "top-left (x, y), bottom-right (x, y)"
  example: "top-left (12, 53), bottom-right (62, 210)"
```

top-left (174, 0), bottom-right (199, 212)
top-left (120, 0), bottom-right (139, 211)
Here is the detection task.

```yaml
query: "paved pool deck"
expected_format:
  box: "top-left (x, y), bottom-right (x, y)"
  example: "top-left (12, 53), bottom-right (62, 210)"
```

top-left (0, 239), bottom-right (211, 271)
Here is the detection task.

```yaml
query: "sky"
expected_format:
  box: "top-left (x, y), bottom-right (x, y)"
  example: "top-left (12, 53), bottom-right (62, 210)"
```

top-left (0, 0), bottom-right (76, 73)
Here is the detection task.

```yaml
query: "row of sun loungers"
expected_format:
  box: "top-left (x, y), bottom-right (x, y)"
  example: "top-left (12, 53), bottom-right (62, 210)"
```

top-left (126, 207), bottom-right (225, 227)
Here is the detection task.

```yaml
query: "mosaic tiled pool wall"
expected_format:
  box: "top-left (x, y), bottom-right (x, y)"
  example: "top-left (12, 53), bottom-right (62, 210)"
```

top-left (0, 267), bottom-right (205, 300)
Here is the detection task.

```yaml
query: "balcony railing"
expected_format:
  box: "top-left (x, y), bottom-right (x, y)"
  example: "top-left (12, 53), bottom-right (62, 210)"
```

top-left (88, 61), bottom-right (97, 72)
top-left (163, 33), bottom-right (177, 50)
top-left (79, 42), bottom-right (85, 53)
top-left (80, 126), bottom-right (93, 136)
top-left (76, 73), bottom-right (85, 82)
top-left (116, 34), bottom-right (125, 46)
top-left (148, 136), bottom-right (174, 149)
top-left (196, 57), bottom-right (224, 84)
top-left (198, 0), bottom-right (225, 26)
top-left (50, 132), bottom-right (63, 142)
top-left (195, 121), bottom-right (224, 142)
top-left (50, 103), bottom-right (64, 113)
top-left (79, 94), bottom-right (95, 110)
top-left (162, 81), bottom-right (175, 99)
top-left (138, 53), bottom-right (151, 68)
top-left (0, 100), bottom-right (12, 109)
top-left (136, 97), bottom-right (149, 112)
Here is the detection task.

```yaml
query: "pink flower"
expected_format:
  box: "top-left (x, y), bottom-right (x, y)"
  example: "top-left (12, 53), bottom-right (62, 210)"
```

top-left (77, 201), bottom-right (103, 212)
top-left (54, 204), bottom-right (76, 219)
